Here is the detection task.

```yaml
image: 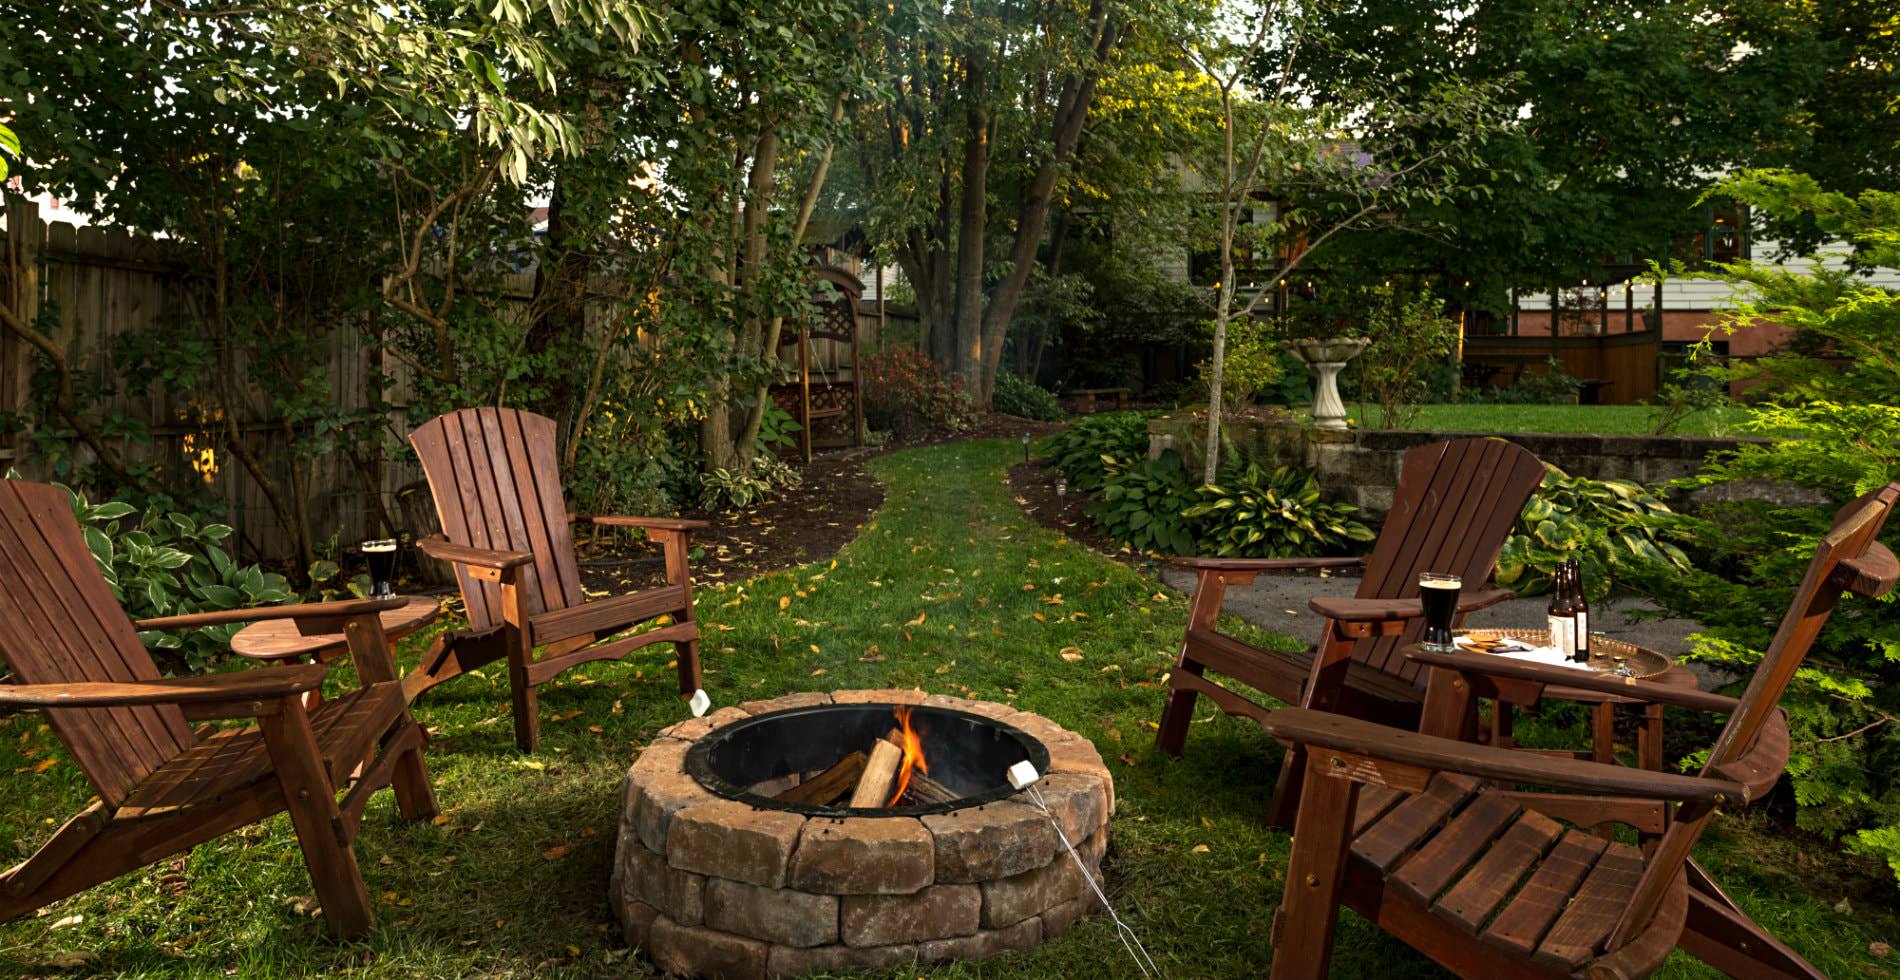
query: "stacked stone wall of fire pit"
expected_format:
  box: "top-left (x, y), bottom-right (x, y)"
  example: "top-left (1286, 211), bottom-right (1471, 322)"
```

top-left (611, 690), bottom-right (1115, 979)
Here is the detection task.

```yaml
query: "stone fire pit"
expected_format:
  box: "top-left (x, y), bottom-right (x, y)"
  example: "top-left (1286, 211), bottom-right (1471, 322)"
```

top-left (611, 689), bottom-right (1115, 978)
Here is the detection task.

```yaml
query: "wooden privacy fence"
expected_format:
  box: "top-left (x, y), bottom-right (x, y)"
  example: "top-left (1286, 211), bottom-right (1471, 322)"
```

top-left (1, 195), bottom-right (410, 563)
top-left (0, 198), bottom-right (889, 564)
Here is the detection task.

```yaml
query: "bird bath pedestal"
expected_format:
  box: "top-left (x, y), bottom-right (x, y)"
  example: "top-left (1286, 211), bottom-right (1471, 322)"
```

top-left (1289, 338), bottom-right (1369, 430)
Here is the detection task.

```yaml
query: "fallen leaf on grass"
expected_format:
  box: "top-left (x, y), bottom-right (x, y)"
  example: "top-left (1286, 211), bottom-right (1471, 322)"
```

top-left (779, 595), bottom-right (792, 610)
top-left (40, 951), bottom-right (99, 969)
top-left (1190, 844), bottom-right (1211, 854)
top-left (1872, 942), bottom-right (1891, 957)
top-left (1058, 647), bottom-right (1084, 663)
top-left (1118, 752), bottom-right (1139, 767)
top-left (542, 843), bottom-right (576, 861)
top-left (50, 914), bottom-right (83, 929)
top-left (906, 612), bottom-right (927, 627)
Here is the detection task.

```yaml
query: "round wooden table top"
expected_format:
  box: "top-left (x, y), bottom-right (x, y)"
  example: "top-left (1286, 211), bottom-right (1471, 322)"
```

top-left (1547, 661), bottom-right (1699, 705)
top-left (1406, 635), bottom-right (1702, 704)
top-left (231, 594), bottom-right (443, 662)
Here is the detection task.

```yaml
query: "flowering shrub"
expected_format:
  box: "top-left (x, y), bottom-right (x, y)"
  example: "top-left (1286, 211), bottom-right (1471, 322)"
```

top-left (861, 347), bottom-right (976, 440)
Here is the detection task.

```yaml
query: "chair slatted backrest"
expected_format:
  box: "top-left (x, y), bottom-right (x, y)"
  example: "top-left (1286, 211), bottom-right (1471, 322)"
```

top-left (0, 481), bottom-right (195, 808)
top-left (1353, 439), bottom-right (1548, 684)
top-left (1608, 483), bottom-right (1900, 949)
top-left (411, 408), bottom-right (584, 633)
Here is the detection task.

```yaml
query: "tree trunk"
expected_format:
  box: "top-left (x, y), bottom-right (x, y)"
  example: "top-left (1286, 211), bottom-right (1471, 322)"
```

top-left (952, 50), bottom-right (990, 396)
top-left (972, 21), bottom-right (1117, 407)
top-left (525, 180), bottom-right (589, 462)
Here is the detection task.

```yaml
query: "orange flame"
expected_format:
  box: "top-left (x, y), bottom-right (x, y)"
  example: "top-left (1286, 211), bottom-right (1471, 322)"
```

top-left (886, 706), bottom-right (928, 807)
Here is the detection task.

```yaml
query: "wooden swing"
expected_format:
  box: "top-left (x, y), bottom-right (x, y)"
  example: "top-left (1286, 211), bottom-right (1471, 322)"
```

top-left (770, 266), bottom-right (864, 461)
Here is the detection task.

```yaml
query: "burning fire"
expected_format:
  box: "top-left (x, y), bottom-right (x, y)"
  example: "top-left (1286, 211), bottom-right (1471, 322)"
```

top-left (886, 706), bottom-right (928, 807)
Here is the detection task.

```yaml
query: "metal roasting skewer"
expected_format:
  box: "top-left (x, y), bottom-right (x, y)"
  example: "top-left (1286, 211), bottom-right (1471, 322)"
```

top-left (1010, 762), bottom-right (1161, 978)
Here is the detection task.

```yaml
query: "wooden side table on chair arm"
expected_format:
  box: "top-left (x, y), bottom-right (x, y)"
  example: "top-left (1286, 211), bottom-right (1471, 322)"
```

top-left (216, 595), bottom-right (445, 709)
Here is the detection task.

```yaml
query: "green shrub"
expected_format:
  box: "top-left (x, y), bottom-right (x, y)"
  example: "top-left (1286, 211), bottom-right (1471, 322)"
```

top-left (861, 347), bottom-right (976, 440)
top-left (1040, 410), bottom-right (1156, 492)
top-left (992, 371), bottom-right (1063, 421)
top-left (45, 481), bottom-right (295, 672)
top-left (1353, 280), bottom-right (1460, 428)
top-left (1184, 461), bottom-right (1374, 556)
top-left (1091, 451), bottom-right (1201, 555)
top-left (1196, 317), bottom-right (1283, 412)
top-left (1494, 466), bottom-right (1693, 600)
top-left (1470, 357), bottom-right (1583, 404)
top-left (1645, 171), bottom-right (1900, 882)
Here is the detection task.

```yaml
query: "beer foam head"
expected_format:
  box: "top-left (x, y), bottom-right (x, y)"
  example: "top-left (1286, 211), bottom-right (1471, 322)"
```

top-left (1419, 573), bottom-right (1461, 590)
top-left (362, 538), bottom-right (398, 553)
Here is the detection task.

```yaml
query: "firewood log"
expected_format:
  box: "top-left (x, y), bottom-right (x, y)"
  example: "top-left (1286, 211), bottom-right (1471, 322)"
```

top-left (774, 751), bottom-right (867, 806)
top-left (849, 737), bottom-right (905, 807)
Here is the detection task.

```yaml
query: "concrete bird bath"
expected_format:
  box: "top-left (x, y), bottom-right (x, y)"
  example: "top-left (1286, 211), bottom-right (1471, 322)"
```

top-left (1289, 337), bottom-right (1369, 430)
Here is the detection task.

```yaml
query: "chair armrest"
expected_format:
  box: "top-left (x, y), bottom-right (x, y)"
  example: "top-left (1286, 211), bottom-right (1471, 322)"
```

top-left (581, 515), bottom-right (711, 532)
top-left (1310, 588), bottom-right (1514, 623)
top-left (134, 596), bottom-right (407, 632)
top-left (0, 664), bottom-right (328, 710)
top-left (1833, 541), bottom-right (1899, 599)
top-left (1172, 556), bottom-right (1366, 572)
top-left (1406, 649), bottom-right (1741, 714)
top-left (1261, 707), bottom-right (1747, 804)
top-left (417, 536), bottom-right (534, 571)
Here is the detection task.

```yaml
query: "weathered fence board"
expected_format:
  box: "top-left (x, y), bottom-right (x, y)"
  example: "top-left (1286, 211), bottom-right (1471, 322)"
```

top-left (2, 196), bottom-right (404, 564)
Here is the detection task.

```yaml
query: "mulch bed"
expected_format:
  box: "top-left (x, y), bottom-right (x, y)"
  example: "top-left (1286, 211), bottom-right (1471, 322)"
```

top-left (575, 451), bottom-right (884, 594)
top-left (574, 414), bottom-right (1064, 594)
top-left (1008, 458), bottom-right (1133, 563)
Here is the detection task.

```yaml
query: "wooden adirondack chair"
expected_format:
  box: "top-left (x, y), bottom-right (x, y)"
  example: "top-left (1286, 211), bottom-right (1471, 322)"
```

top-left (0, 480), bottom-right (437, 938)
top-left (1261, 483), bottom-right (1900, 979)
top-left (406, 407), bottom-right (705, 753)
top-left (1156, 438), bottom-right (1547, 820)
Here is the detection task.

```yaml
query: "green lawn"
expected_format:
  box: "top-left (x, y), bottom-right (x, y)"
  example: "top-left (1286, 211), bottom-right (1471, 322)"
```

top-left (1343, 403), bottom-right (1743, 436)
top-left (2, 440), bottom-right (1891, 977)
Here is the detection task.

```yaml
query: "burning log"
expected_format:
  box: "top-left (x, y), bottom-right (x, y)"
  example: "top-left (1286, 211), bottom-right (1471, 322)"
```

top-left (904, 772), bottom-right (957, 806)
top-left (774, 751), bottom-right (866, 806)
top-left (848, 736), bottom-right (905, 807)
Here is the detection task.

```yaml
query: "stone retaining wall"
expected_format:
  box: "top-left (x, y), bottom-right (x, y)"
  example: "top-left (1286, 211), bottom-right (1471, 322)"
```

top-left (1143, 413), bottom-right (1811, 518)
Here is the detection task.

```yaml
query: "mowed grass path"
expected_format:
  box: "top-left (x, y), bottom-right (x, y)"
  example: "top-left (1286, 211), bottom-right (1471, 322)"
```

top-left (2, 440), bottom-right (1894, 977)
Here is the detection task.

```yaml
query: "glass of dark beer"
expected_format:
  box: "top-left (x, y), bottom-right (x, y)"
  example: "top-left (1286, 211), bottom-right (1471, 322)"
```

top-left (361, 538), bottom-right (399, 598)
top-left (1418, 571), bottom-right (1461, 652)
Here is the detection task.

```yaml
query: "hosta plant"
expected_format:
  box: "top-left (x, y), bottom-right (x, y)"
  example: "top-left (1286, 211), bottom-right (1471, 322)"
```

top-left (1090, 451), bottom-right (1201, 555)
top-left (1040, 410), bottom-right (1157, 493)
top-left (1185, 462), bottom-right (1375, 557)
top-left (58, 482), bottom-right (295, 672)
top-left (1495, 465), bottom-right (1693, 600)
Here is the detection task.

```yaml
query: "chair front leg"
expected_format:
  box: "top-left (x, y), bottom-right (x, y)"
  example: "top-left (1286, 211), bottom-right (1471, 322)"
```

top-left (338, 614), bottom-right (439, 821)
top-left (1270, 760), bottom-right (1361, 979)
top-left (1157, 570), bottom-right (1231, 757)
top-left (652, 527), bottom-right (703, 697)
top-left (259, 701), bottom-right (375, 938)
top-left (1269, 622), bottom-right (1357, 826)
top-left (499, 581), bottom-right (541, 754)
